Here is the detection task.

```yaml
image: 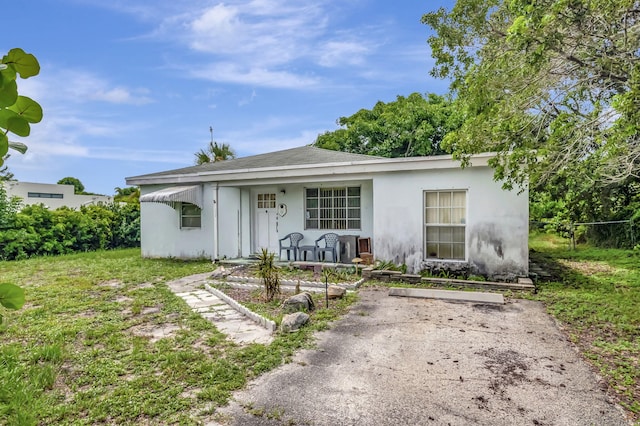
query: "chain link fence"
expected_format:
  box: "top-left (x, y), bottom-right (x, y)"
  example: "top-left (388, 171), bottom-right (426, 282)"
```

top-left (530, 219), bottom-right (638, 249)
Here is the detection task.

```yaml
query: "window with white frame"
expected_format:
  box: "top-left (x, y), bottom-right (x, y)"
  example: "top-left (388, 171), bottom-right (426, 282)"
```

top-left (181, 203), bottom-right (201, 228)
top-left (305, 186), bottom-right (361, 230)
top-left (424, 190), bottom-right (466, 260)
top-left (257, 193), bottom-right (276, 209)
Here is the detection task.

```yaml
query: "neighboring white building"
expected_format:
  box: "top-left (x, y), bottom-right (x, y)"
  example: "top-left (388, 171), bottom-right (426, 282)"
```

top-left (2, 181), bottom-right (113, 209)
top-left (126, 146), bottom-right (529, 280)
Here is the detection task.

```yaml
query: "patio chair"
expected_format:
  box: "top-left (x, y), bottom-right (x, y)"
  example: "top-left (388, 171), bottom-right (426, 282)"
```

top-left (279, 232), bottom-right (304, 261)
top-left (315, 233), bottom-right (339, 262)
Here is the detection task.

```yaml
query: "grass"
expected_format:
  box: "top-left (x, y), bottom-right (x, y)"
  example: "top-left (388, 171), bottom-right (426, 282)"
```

top-left (0, 248), bottom-right (357, 425)
top-left (529, 232), bottom-right (640, 419)
top-left (4, 238), bottom-right (637, 423)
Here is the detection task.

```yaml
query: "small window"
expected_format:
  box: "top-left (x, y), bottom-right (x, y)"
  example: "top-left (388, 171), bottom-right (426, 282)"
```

top-left (28, 192), bottom-right (64, 199)
top-left (181, 203), bottom-right (201, 228)
top-left (424, 190), bottom-right (466, 260)
top-left (257, 193), bottom-right (276, 209)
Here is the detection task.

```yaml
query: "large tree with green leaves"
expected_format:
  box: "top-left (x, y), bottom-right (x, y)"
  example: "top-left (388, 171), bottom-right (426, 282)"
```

top-left (0, 48), bottom-right (42, 166)
top-left (58, 176), bottom-right (86, 194)
top-left (314, 93), bottom-right (460, 157)
top-left (423, 0), bottom-right (640, 190)
top-left (194, 141), bottom-right (236, 165)
top-left (0, 47), bottom-right (42, 323)
top-left (58, 176), bottom-right (85, 194)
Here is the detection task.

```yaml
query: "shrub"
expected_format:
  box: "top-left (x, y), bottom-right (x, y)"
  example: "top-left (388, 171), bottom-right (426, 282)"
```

top-left (0, 200), bottom-right (140, 260)
top-left (256, 248), bottom-right (280, 302)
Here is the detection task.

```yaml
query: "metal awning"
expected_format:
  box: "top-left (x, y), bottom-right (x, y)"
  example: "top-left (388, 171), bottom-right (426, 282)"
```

top-left (139, 185), bottom-right (203, 209)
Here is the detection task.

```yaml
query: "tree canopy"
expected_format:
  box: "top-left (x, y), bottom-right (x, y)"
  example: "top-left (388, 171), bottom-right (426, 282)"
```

top-left (58, 177), bottom-right (86, 194)
top-left (114, 186), bottom-right (140, 204)
top-left (314, 93), bottom-right (461, 157)
top-left (422, 0), bottom-right (640, 190)
top-left (194, 141), bottom-right (236, 165)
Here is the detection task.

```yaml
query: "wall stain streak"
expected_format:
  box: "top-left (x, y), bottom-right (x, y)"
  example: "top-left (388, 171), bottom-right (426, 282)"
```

top-left (469, 222), bottom-right (527, 280)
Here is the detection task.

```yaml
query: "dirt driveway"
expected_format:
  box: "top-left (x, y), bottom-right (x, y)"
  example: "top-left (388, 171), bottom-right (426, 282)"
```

top-left (218, 287), bottom-right (630, 425)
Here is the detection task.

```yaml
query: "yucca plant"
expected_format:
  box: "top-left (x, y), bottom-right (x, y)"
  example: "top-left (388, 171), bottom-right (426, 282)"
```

top-left (256, 248), bottom-right (280, 301)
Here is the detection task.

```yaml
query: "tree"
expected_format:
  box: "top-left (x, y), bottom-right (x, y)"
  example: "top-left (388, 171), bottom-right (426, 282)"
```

top-left (0, 48), bottom-right (42, 167)
top-left (114, 186), bottom-right (140, 204)
top-left (0, 47), bottom-right (41, 323)
top-left (422, 0), bottom-right (640, 190)
top-left (194, 141), bottom-right (236, 165)
top-left (314, 93), bottom-right (461, 157)
top-left (0, 163), bottom-right (14, 181)
top-left (58, 177), bottom-right (86, 194)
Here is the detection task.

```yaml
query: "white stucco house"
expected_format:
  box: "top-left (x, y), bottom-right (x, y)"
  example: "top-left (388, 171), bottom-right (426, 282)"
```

top-left (125, 146), bottom-right (529, 279)
top-left (3, 181), bottom-right (113, 209)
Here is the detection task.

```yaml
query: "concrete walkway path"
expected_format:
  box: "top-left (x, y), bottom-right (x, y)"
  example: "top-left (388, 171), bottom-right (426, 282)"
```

top-left (166, 273), bottom-right (273, 345)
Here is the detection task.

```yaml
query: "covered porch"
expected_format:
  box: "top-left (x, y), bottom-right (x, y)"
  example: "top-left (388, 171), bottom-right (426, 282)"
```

top-left (216, 179), bottom-right (375, 263)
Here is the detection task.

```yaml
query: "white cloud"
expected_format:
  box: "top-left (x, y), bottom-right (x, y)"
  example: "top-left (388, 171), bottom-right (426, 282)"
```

top-left (84, 0), bottom-right (388, 89)
top-left (144, 1), bottom-right (379, 88)
top-left (22, 142), bottom-right (90, 159)
top-left (185, 1), bottom-right (325, 60)
top-left (20, 68), bottom-right (153, 106)
top-left (190, 63), bottom-right (320, 89)
top-left (14, 136), bottom-right (191, 164)
top-left (317, 40), bottom-right (370, 67)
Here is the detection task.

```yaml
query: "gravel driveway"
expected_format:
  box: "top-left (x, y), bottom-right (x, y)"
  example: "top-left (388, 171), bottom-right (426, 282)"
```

top-left (218, 287), bottom-right (630, 426)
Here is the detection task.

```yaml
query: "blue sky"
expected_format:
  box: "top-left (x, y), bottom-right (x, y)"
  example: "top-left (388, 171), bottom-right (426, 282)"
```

top-left (3, 0), bottom-right (453, 195)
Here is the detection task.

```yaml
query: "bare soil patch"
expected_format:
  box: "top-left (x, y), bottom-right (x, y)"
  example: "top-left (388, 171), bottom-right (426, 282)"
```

top-left (128, 323), bottom-right (182, 343)
top-left (557, 259), bottom-right (618, 275)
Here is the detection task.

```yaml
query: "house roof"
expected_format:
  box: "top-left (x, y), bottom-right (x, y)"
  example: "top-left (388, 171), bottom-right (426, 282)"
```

top-left (126, 145), bottom-right (493, 186)
top-left (130, 146), bottom-right (382, 179)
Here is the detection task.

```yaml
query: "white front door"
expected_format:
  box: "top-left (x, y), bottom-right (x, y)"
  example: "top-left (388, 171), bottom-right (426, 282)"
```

top-left (255, 193), bottom-right (278, 253)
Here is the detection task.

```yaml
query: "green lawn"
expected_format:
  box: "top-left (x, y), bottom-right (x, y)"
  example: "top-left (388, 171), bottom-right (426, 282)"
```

top-left (530, 232), bottom-right (640, 419)
top-left (0, 249), bottom-right (356, 425)
top-left (2, 240), bottom-right (638, 424)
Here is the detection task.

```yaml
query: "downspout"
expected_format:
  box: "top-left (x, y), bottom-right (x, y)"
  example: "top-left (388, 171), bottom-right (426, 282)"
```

top-left (214, 183), bottom-right (220, 261)
top-left (238, 188), bottom-right (242, 258)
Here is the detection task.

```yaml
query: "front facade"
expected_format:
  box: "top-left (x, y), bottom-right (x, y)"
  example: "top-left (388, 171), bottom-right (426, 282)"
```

top-left (3, 181), bottom-right (113, 209)
top-left (126, 146), bottom-right (528, 279)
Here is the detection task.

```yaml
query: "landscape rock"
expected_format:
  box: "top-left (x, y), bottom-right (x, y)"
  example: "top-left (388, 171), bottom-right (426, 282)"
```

top-left (282, 292), bottom-right (315, 313)
top-left (281, 312), bottom-right (309, 333)
top-left (327, 285), bottom-right (346, 299)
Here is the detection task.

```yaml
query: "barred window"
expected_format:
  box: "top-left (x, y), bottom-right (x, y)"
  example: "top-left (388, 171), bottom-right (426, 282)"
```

top-left (305, 187), bottom-right (361, 230)
top-left (424, 190), bottom-right (466, 260)
top-left (181, 203), bottom-right (201, 228)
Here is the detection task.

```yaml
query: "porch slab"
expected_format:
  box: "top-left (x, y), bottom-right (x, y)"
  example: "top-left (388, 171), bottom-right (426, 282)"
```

top-left (388, 287), bottom-right (504, 304)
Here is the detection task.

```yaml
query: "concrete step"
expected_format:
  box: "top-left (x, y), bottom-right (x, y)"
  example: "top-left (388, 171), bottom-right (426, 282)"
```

top-left (389, 287), bottom-right (505, 304)
top-left (419, 277), bottom-right (535, 292)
